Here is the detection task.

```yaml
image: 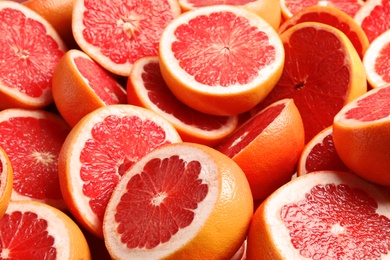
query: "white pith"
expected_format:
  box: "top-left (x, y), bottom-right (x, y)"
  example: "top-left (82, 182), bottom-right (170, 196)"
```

top-left (103, 144), bottom-right (220, 259)
top-left (0, 152), bottom-right (9, 198)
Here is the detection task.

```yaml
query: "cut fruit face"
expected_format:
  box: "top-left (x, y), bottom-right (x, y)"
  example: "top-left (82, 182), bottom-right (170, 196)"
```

top-left (159, 5), bottom-right (285, 116)
top-left (72, 0), bottom-right (181, 76)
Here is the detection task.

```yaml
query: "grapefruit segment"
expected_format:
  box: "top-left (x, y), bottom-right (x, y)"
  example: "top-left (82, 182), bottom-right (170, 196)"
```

top-left (103, 142), bottom-right (253, 259)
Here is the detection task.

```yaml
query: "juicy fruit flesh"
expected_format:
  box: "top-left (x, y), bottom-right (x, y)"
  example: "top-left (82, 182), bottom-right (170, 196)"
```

top-left (281, 183), bottom-right (390, 259)
top-left (186, 0), bottom-right (256, 7)
top-left (345, 86), bottom-right (390, 121)
top-left (172, 11), bottom-right (276, 87)
top-left (74, 57), bottom-right (127, 105)
top-left (360, 1), bottom-right (390, 42)
top-left (0, 211), bottom-right (56, 259)
top-left (215, 103), bottom-right (284, 157)
top-left (82, 0), bottom-right (176, 64)
top-left (374, 42), bottom-right (390, 83)
top-left (0, 7), bottom-right (64, 97)
top-left (0, 116), bottom-right (68, 200)
top-left (142, 61), bottom-right (231, 130)
top-left (115, 155), bottom-right (208, 249)
top-left (80, 115), bottom-right (172, 222)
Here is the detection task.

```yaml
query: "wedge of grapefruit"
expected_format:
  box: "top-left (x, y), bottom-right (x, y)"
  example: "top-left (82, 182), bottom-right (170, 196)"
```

top-left (72, 0), bottom-right (181, 76)
top-left (159, 5), bottom-right (285, 116)
top-left (215, 98), bottom-right (305, 200)
top-left (252, 22), bottom-right (367, 143)
top-left (58, 104), bottom-right (182, 238)
top-left (0, 146), bottom-right (13, 219)
top-left (127, 56), bottom-right (238, 147)
top-left (0, 1), bottom-right (67, 110)
top-left (333, 83), bottom-right (390, 186)
top-left (247, 170), bottom-right (390, 259)
top-left (103, 142), bottom-right (253, 259)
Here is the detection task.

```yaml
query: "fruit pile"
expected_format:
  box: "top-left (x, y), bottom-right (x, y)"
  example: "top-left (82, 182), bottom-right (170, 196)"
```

top-left (0, 0), bottom-right (390, 259)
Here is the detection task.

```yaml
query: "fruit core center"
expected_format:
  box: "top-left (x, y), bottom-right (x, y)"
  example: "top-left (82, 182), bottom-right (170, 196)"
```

top-left (119, 12), bottom-right (140, 38)
top-left (151, 192), bottom-right (167, 206)
top-left (330, 222), bottom-right (345, 236)
top-left (1, 248), bottom-right (10, 258)
top-left (16, 49), bottom-right (30, 60)
top-left (295, 80), bottom-right (306, 90)
top-left (31, 151), bottom-right (55, 166)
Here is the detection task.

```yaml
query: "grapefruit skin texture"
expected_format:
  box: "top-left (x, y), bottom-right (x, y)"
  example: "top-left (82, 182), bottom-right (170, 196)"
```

top-left (0, 146), bottom-right (13, 219)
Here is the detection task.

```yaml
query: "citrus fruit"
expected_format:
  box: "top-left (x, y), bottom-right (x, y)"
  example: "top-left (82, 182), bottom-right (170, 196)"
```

top-left (52, 49), bottom-right (128, 127)
top-left (103, 142), bottom-right (253, 259)
top-left (0, 146), bottom-right (13, 219)
top-left (0, 200), bottom-right (91, 259)
top-left (215, 98), bottom-right (305, 201)
top-left (58, 104), bottom-right (182, 238)
top-left (354, 0), bottom-right (390, 43)
top-left (363, 29), bottom-right (390, 89)
top-left (280, 0), bottom-right (365, 20)
top-left (278, 5), bottom-right (370, 59)
top-left (333, 84), bottom-right (390, 186)
top-left (297, 126), bottom-right (350, 176)
top-left (246, 170), bottom-right (390, 259)
top-left (177, 0), bottom-right (282, 31)
top-left (251, 22), bottom-right (367, 143)
top-left (23, 0), bottom-right (77, 49)
top-left (72, 0), bottom-right (181, 76)
top-left (0, 1), bottom-right (67, 110)
top-left (159, 5), bottom-right (285, 116)
top-left (127, 56), bottom-right (239, 147)
top-left (0, 108), bottom-right (70, 210)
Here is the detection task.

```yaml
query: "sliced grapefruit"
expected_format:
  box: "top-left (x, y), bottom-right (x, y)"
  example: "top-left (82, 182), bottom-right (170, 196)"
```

top-left (0, 200), bottom-right (91, 259)
top-left (354, 0), bottom-right (390, 43)
top-left (159, 5), bottom-right (285, 116)
top-left (215, 98), bottom-right (305, 200)
top-left (333, 84), bottom-right (390, 186)
top-left (58, 104), bottom-right (182, 238)
top-left (246, 170), bottom-right (390, 259)
top-left (251, 22), bottom-right (367, 143)
top-left (278, 5), bottom-right (369, 59)
top-left (177, 0), bottom-right (282, 31)
top-left (0, 108), bottom-right (70, 210)
top-left (0, 146), bottom-right (13, 219)
top-left (72, 0), bottom-right (181, 76)
top-left (0, 1), bottom-right (67, 110)
top-left (103, 142), bottom-right (253, 259)
top-left (297, 126), bottom-right (350, 176)
top-left (52, 49), bottom-right (128, 127)
top-left (363, 29), bottom-right (390, 89)
top-left (127, 56), bottom-right (239, 147)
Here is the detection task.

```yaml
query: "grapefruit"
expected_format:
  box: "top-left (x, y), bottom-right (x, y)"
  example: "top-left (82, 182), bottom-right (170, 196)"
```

top-left (251, 22), bottom-right (367, 143)
top-left (127, 56), bottom-right (239, 147)
top-left (215, 98), bottom-right (305, 201)
top-left (103, 142), bottom-right (253, 259)
top-left (159, 5), bottom-right (285, 116)
top-left (333, 83), bottom-right (390, 186)
top-left (0, 108), bottom-right (70, 210)
top-left (0, 146), bottom-right (13, 219)
top-left (247, 170), bottom-right (390, 259)
top-left (52, 49), bottom-right (128, 127)
top-left (0, 1), bottom-right (67, 110)
top-left (58, 104), bottom-right (182, 238)
top-left (72, 0), bottom-right (181, 76)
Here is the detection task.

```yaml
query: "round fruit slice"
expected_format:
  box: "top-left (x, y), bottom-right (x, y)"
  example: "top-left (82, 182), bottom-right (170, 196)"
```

top-left (280, 0), bottom-right (364, 19)
top-left (103, 142), bottom-right (253, 259)
top-left (58, 104), bottom-right (182, 238)
top-left (363, 29), bottom-right (390, 89)
top-left (72, 0), bottom-right (181, 76)
top-left (0, 146), bottom-right (13, 219)
top-left (278, 5), bottom-right (369, 59)
top-left (246, 170), bottom-right (390, 259)
top-left (177, 0), bottom-right (281, 31)
top-left (297, 126), bottom-right (350, 176)
top-left (127, 56), bottom-right (239, 147)
top-left (0, 108), bottom-right (70, 210)
top-left (159, 5), bottom-right (285, 116)
top-left (0, 200), bottom-right (91, 259)
top-left (52, 49), bottom-right (128, 127)
top-left (0, 1), bottom-right (67, 110)
top-left (251, 22), bottom-right (367, 143)
top-left (333, 84), bottom-right (390, 185)
top-left (354, 0), bottom-right (390, 43)
top-left (215, 98), bottom-right (304, 200)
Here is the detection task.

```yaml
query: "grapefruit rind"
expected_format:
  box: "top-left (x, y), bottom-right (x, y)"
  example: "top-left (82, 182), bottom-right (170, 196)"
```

top-left (0, 146), bottom-right (12, 219)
